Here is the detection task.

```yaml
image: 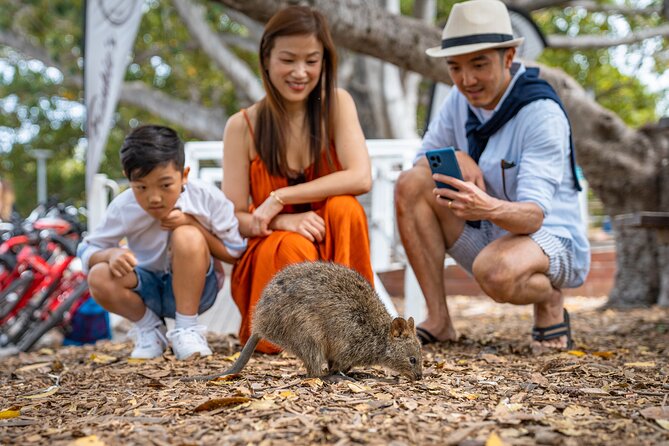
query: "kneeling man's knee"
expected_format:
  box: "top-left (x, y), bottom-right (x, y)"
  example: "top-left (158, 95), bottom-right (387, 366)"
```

top-left (472, 254), bottom-right (515, 303)
top-left (395, 168), bottom-right (429, 214)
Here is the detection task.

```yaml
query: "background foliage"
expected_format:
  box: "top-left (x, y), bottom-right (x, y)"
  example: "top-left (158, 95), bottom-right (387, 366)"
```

top-left (0, 0), bottom-right (665, 214)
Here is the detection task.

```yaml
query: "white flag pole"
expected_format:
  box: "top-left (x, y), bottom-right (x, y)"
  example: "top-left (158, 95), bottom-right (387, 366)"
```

top-left (84, 0), bottom-right (144, 210)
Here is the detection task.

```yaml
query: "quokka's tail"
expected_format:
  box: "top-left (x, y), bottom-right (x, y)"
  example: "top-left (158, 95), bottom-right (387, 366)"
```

top-left (181, 333), bottom-right (261, 382)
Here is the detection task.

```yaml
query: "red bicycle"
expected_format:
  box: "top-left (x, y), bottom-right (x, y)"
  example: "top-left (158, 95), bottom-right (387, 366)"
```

top-left (0, 206), bottom-right (90, 351)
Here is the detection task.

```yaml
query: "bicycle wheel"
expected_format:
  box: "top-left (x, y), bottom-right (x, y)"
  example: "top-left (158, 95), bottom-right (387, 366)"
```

top-left (0, 273), bottom-right (35, 321)
top-left (15, 281), bottom-right (89, 352)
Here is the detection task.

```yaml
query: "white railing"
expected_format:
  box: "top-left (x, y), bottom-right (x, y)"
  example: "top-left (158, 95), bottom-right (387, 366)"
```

top-left (184, 139), bottom-right (421, 333)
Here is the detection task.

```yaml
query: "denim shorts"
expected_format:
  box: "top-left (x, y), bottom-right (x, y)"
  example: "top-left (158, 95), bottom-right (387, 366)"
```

top-left (132, 260), bottom-right (218, 318)
top-left (448, 220), bottom-right (579, 289)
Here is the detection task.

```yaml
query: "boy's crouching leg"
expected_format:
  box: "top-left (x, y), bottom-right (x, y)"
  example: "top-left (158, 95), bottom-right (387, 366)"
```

top-left (170, 225), bottom-right (210, 314)
top-left (88, 263), bottom-right (145, 321)
top-left (168, 225), bottom-right (213, 360)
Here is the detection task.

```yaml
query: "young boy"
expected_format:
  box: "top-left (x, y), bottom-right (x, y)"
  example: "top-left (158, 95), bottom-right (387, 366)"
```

top-left (78, 125), bottom-right (246, 360)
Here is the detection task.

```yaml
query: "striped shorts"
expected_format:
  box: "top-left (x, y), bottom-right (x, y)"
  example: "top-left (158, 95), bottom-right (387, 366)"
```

top-left (448, 220), bottom-right (578, 289)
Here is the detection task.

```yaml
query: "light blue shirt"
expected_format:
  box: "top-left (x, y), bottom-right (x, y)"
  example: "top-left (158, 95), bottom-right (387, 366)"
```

top-left (417, 63), bottom-right (590, 284)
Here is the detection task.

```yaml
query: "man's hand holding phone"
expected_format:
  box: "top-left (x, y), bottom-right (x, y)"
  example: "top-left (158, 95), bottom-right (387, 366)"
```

top-left (454, 151), bottom-right (486, 192)
top-left (426, 147), bottom-right (499, 220)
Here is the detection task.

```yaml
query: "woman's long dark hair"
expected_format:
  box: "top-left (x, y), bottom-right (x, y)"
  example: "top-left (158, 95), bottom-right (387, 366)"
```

top-left (256, 6), bottom-right (337, 177)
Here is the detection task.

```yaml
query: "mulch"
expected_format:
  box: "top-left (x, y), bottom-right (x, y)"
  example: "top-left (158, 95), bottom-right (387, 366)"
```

top-left (1, 296), bottom-right (668, 445)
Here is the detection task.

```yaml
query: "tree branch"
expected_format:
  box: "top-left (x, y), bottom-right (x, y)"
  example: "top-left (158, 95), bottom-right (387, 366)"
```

top-left (211, 0), bottom-right (453, 86)
top-left (225, 9), bottom-right (265, 41)
top-left (547, 23), bottom-right (669, 49)
top-left (0, 29), bottom-right (63, 72)
top-left (568, 1), bottom-right (660, 16)
top-left (0, 26), bottom-right (226, 140)
top-left (502, 0), bottom-right (571, 11)
top-left (219, 33), bottom-right (258, 53)
top-left (119, 82), bottom-right (227, 140)
top-left (171, 0), bottom-right (264, 104)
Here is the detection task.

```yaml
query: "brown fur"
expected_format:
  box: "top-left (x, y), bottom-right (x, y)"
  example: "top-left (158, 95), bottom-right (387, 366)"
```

top-left (186, 262), bottom-right (422, 381)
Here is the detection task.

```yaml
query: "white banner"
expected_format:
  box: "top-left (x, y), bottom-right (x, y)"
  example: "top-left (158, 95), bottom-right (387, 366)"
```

top-left (84, 0), bottom-right (144, 194)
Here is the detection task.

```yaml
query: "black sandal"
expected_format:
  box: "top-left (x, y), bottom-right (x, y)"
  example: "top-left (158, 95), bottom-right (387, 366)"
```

top-left (531, 309), bottom-right (574, 350)
top-left (415, 326), bottom-right (440, 346)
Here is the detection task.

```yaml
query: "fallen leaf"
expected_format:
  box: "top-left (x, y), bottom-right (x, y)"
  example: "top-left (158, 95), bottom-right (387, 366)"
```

top-left (301, 378), bottom-right (323, 389)
top-left (223, 352), bottom-right (241, 362)
top-left (530, 372), bottom-right (549, 387)
top-left (400, 399), bottom-right (418, 410)
top-left (0, 407), bottom-right (20, 419)
top-left (625, 362), bottom-right (656, 368)
top-left (592, 351), bottom-right (615, 359)
top-left (657, 420), bottom-right (669, 431)
top-left (209, 374), bottom-right (240, 385)
top-left (126, 358), bottom-right (146, 365)
top-left (485, 432), bottom-right (506, 446)
top-left (640, 406), bottom-right (669, 421)
top-left (542, 405), bottom-right (557, 415)
top-left (247, 399), bottom-right (277, 410)
top-left (21, 385), bottom-right (59, 399)
top-left (567, 350), bottom-right (586, 357)
top-left (564, 405), bottom-right (590, 417)
top-left (69, 435), bottom-right (106, 446)
top-left (89, 353), bottom-right (117, 364)
top-left (278, 390), bottom-right (298, 399)
top-left (347, 383), bottom-right (369, 393)
top-left (193, 397), bottom-right (251, 412)
top-left (580, 387), bottom-right (609, 395)
top-left (14, 362), bottom-right (51, 373)
top-left (481, 353), bottom-right (507, 363)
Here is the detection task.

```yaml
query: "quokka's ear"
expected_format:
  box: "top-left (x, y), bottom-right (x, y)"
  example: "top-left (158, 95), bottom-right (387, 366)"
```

top-left (390, 317), bottom-right (407, 338)
top-left (407, 317), bottom-right (415, 332)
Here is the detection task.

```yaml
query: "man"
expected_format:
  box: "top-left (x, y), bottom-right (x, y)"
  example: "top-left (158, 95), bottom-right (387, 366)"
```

top-left (395, 0), bottom-right (590, 354)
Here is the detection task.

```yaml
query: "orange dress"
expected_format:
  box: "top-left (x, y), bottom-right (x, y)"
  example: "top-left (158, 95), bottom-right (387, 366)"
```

top-left (231, 110), bottom-right (374, 353)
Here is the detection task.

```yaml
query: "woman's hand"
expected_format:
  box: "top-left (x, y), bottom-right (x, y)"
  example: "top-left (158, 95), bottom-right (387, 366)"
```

top-left (251, 195), bottom-right (284, 237)
top-left (160, 209), bottom-right (193, 231)
top-left (109, 248), bottom-right (138, 278)
top-left (273, 212), bottom-right (326, 242)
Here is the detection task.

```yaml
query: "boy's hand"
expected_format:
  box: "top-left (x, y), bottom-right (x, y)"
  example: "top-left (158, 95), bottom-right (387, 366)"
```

top-left (160, 209), bottom-right (193, 230)
top-left (109, 248), bottom-right (138, 278)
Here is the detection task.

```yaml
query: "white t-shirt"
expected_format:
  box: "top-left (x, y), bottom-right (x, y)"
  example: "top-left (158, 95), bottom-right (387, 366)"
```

top-left (78, 179), bottom-right (246, 288)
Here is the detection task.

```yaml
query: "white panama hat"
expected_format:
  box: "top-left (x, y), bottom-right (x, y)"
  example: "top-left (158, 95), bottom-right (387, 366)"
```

top-left (426, 0), bottom-right (524, 58)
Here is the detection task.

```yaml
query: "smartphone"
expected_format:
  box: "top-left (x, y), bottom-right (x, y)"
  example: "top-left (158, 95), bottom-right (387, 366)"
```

top-left (425, 147), bottom-right (463, 192)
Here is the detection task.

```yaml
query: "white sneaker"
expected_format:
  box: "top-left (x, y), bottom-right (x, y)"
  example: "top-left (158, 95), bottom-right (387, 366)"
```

top-left (128, 324), bottom-right (168, 359)
top-left (166, 325), bottom-right (212, 360)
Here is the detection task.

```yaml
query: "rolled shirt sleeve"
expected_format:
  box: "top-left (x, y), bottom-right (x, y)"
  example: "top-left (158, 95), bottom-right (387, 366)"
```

top-left (77, 201), bottom-right (126, 274)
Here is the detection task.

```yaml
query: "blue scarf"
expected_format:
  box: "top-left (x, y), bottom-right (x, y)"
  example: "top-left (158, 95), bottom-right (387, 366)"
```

top-left (465, 67), bottom-right (582, 192)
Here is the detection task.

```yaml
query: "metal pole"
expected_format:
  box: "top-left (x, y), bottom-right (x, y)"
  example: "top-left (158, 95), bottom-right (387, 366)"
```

top-left (28, 150), bottom-right (53, 204)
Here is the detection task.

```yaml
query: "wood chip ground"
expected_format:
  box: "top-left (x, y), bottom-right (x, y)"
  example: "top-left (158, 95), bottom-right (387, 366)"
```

top-left (1, 296), bottom-right (668, 445)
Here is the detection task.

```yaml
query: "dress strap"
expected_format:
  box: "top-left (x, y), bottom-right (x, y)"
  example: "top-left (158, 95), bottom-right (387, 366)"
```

top-left (241, 108), bottom-right (255, 141)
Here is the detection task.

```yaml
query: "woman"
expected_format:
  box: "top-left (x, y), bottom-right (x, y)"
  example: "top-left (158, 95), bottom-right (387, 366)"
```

top-left (223, 6), bottom-right (374, 353)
